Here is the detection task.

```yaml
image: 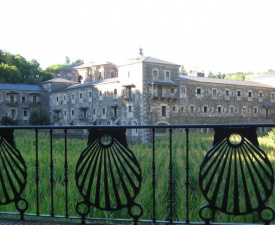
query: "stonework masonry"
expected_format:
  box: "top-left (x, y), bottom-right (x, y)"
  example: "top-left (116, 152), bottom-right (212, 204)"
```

top-left (0, 53), bottom-right (274, 142)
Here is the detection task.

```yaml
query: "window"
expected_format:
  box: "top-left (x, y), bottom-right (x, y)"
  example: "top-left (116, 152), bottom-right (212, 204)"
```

top-left (172, 106), bottom-right (176, 111)
top-left (10, 95), bottom-right (15, 103)
top-left (99, 90), bottom-right (103, 100)
top-left (181, 107), bottom-right (184, 112)
top-left (254, 107), bottom-right (258, 113)
top-left (217, 106), bottom-right (222, 113)
top-left (113, 89), bottom-right (118, 99)
top-left (181, 86), bottom-right (186, 94)
top-left (225, 90), bottom-right (229, 96)
top-left (212, 89), bottom-right (217, 99)
top-left (125, 87), bottom-right (132, 98)
top-left (93, 109), bottom-right (96, 115)
top-left (89, 91), bottom-right (92, 97)
top-left (189, 105), bottom-right (194, 113)
top-left (153, 69), bottom-right (158, 80)
top-left (22, 96), bottom-right (26, 103)
top-left (170, 88), bottom-right (175, 94)
top-left (248, 91), bottom-right (252, 98)
top-left (72, 94), bottom-right (75, 99)
top-left (161, 106), bottom-right (166, 116)
top-left (11, 109), bottom-right (16, 117)
top-left (80, 93), bottom-right (83, 99)
top-left (64, 95), bottom-right (66, 100)
top-left (56, 97), bottom-right (59, 102)
top-left (237, 90), bottom-right (241, 97)
top-left (71, 110), bottom-right (74, 116)
top-left (33, 96), bottom-right (37, 103)
top-left (64, 110), bottom-right (67, 116)
top-left (203, 106), bottom-right (207, 113)
top-left (196, 88), bottom-right (201, 95)
top-left (128, 105), bottom-right (132, 113)
top-left (243, 107), bottom-right (247, 113)
top-left (165, 71), bottom-right (170, 81)
top-left (23, 110), bottom-right (28, 117)
top-left (103, 108), bottom-right (105, 114)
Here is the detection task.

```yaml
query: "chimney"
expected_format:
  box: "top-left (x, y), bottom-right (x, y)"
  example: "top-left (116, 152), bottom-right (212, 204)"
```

top-left (139, 47), bottom-right (143, 56)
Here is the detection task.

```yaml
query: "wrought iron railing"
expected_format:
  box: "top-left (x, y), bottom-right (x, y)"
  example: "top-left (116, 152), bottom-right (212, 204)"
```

top-left (0, 124), bottom-right (275, 225)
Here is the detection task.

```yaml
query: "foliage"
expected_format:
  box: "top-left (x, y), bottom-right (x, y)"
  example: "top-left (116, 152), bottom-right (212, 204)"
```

top-left (208, 71), bottom-right (225, 79)
top-left (0, 116), bottom-right (18, 125)
top-left (71, 59), bottom-right (84, 65)
top-left (29, 107), bottom-right (50, 125)
top-left (0, 50), bottom-right (53, 84)
top-left (224, 72), bottom-right (249, 81)
top-left (179, 66), bottom-right (187, 75)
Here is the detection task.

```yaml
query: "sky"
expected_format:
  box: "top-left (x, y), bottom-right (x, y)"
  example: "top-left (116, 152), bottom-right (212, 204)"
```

top-left (0, 0), bottom-right (275, 75)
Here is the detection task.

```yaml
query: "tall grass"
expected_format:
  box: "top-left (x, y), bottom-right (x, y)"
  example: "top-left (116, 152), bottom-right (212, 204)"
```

top-left (1, 129), bottom-right (275, 223)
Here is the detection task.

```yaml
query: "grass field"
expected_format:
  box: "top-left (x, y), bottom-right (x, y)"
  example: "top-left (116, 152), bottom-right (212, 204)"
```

top-left (1, 129), bottom-right (275, 223)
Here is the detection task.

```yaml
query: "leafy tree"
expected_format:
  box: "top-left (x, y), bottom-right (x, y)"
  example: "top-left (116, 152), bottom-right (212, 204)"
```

top-left (179, 66), bottom-right (187, 75)
top-left (65, 56), bottom-right (70, 64)
top-left (0, 63), bottom-right (22, 83)
top-left (1, 116), bottom-right (18, 125)
top-left (29, 107), bottom-right (50, 125)
top-left (208, 71), bottom-right (225, 79)
top-left (71, 59), bottom-right (84, 65)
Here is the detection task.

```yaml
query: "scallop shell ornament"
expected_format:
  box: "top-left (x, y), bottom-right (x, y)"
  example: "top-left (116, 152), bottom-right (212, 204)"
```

top-left (0, 129), bottom-right (28, 218)
top-left (199, 127), bottom-right (274, 223)
top-left (75, 128), bottom-right (142, 223)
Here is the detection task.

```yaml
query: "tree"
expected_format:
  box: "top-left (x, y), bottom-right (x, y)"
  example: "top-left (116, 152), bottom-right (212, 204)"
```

top-left (29, 107), bottom-right (50, 125)
top-left (71, 59), bottom-right (84, 65)
top-left (65, 56), bottom-right (70, 64)
top-left (1, 116), bottom-right (18, 125)
top-left (0, 63), bottom-right (22, 83)
top-left (179, 66), bottom-right (187, 75)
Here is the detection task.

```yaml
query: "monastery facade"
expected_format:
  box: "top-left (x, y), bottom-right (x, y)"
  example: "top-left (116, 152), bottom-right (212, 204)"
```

top-left (1, 51), bottom-right (274, 142)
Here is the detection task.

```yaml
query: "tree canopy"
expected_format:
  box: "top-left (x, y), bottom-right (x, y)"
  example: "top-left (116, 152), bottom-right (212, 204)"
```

top-left (0, 50), bottom-right (52, 84)
top-left (0, 50), bottom-right (85, 84)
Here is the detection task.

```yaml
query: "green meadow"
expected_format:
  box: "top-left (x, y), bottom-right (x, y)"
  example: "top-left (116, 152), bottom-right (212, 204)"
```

top-left (1, 129), bottom-right (275, 223)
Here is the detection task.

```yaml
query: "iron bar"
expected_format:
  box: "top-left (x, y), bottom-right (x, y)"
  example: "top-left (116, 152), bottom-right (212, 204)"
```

top-left (35, 129), bottom-right (40, 216)
top-left (152, 128), bottom-right (156, 223)
top-left (185, 128), bottom-right (190, 223)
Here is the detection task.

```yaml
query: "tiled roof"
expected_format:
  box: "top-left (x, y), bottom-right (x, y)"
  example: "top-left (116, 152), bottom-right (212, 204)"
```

top-left (75, 61), bottom-right (117, 68)
top-left (118, 55), bottom-right (180, 66)
top-left (52, 78), bottom-right (120, 92)
top-left (148, 81), bottom-right (178, 87)
top-left (179, 76), bottom-right (275, 88)
top-left (0, 83), bottom-right (46, 91)
top-left (42, 78), bottom-right (78, 84)
top-left (55, 64), bottom-right (82, 70)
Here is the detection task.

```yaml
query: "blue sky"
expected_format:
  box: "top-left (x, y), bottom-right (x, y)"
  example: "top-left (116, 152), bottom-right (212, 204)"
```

top-left (1, 0), bottom-right (275, 74)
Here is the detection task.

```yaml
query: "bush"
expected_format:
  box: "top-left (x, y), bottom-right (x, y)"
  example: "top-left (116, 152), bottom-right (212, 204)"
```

top-left (1, 116), bottom-right (18, 125)
top-left (29, 107), bottom-right (50, 125)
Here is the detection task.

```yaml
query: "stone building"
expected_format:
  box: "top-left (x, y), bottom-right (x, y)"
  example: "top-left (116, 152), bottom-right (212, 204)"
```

top-left (0, 83), bottom-right (47, 124)
top-left (0, 50), bottom-right (274, 142)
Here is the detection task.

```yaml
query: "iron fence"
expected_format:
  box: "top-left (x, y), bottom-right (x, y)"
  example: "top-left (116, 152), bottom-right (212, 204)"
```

top-left (0, 123), bottom-right (275, 225)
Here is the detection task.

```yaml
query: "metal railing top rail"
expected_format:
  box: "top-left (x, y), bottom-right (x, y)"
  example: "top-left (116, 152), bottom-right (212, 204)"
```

top-left (0, 122), bottom-right (275, 130)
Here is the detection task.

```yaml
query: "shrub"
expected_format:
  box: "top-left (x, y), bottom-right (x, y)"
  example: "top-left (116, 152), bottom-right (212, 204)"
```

top-left (29, 107), bottom-right (50, 125)
top-left (1, 116), bottom-right (18, 125)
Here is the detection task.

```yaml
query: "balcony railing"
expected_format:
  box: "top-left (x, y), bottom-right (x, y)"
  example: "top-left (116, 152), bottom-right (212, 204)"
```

top-left (0, 124), bottom-right (275, 225)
